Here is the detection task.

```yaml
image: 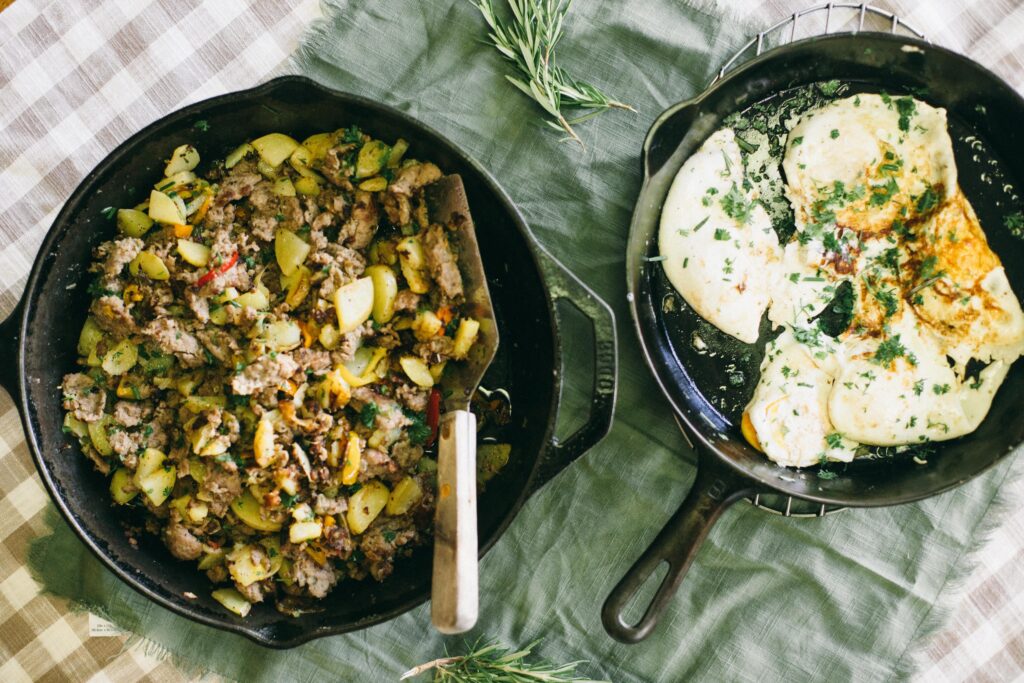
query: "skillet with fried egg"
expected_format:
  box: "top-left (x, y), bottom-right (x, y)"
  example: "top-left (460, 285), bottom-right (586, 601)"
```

top-left (605, 32), bottom-right (1024, 643)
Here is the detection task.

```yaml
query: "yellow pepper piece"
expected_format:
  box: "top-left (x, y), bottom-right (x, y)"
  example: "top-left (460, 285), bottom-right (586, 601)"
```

top-left (341, 433), bottom-right (362, 485)
top-left (122, 284), bottom-right (143, 303)
top-left (173, 223), bottom-right (194, 238)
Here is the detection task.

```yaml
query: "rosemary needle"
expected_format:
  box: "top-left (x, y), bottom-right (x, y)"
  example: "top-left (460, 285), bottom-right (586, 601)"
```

top-left (471, 0), bottom-right (635, 147)
top-left (400, 639), bottom-right (608, 682)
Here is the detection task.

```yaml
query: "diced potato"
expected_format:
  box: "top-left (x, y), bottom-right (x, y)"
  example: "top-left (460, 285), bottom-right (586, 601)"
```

top-left (109, 468), bottom-right (138, 504)
top-left (412, 310), bottom-right (443, 341)
top-left (396, 236), bottom-right (430, 294)
top-left (234, 289), bottom-right (270, 311)
top-left (225, 143), bottom-right (254, 169)
top-left (188, 457), bottom-right (207, 484)
top-left (289, 521), bottom-right (323, 544)
top-left (346, 480), bottom-right (390, 535)
top-left (252, 133), bottom-right (299, 167)
top-left (386, 476), bottom-right (422, 515)
top-left (273, 177), bottom-right (296, 197)
top-left (187, 500), bottom-right (209, 523)
top-left (341, 433), bottom-right (361, 485)
top-left (388, 138), bottom-right (409, 168)
top-left (164, 144), bottom-right (200, 176)
top-left (284, 265), bottom-right (312, 308)
top-left (254, 416), bottom-right (275, 468)
top-left (102, 339), bottom-right (138, 376)
top-left (365, 265), bottom-right (398, 324)
top-left (212, 588), bottom-right (252, 617)
top-left (63, 412), bottom-right (88, 438)
top-left (133, 450), bottom-right (175, 506)
top-left (260, 537), bottom-right (284, 576)
top-left (356, 140), bottom-right (390, 178)
top-left (77, 316), bottom-right (104, 357)
top-left (400, 356), bottom-right (434, 388)
top-left (452, 318), bottom-right (480, 359)
top-left (170, 493), bottom-right (192, 519)
top-left (318, 323), bottom-right (340, 350)
top-left (176, 239), bottom-right (211, 267)
top-left (301, 132), bottom-right (335, 160)
top-left (477, 443), bottom-right (511, 483)
top-left (209, 306), bottom-right (228, 325)
top-left (227, 544), bottom-right (272, 587)
top-left (289, 145), bottom-right (318, 178)
top-left (333, 277), bottom-right (374, 334)
top-left (294, 175), bottom-right (321, 196)
top-left (87, 417), bottom-right (113, 456)
top-left (135, 447), bottom-right (167, 481)
top-left (370, 239), bottom-right (398, 266)
top-left (260, 319), bottom-right (301, 351)
top-left (154, 171), bottom-right (197, 191)
top-left (358, 177), bottom-right (387, 192)
top-left (117, 208), bottom-right (154, 237)
top-left (302, 132), bottom-right (336, 160)
top-left (183, 395), bottom-right (227, 412)
top-left (197, 550), bottom-right (224, 570)
top-left (148, 190), bottom-right (185, 224)
top-left (256, 159), bottom-right (278, 178)
top-left (129, 251), bottom-right (170, 281)
top-left (116, 376), bottom-right (151, 400)
top-left (230, 491), bottom-right (283, 532)
top-left (275, 228), bottom-right (310, 277)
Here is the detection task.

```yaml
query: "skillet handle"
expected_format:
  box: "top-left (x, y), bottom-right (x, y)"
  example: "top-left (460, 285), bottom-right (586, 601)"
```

top-left (601, 450), bottom-right (753, 643)
top-left (528, 245), bottom-right (618, 493)
top-left (0, 296), bottom-right (24, 398)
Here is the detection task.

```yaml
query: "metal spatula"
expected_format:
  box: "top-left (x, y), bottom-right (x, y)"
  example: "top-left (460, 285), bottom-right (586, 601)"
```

top-left (424, 174), bottom-right (499, 634)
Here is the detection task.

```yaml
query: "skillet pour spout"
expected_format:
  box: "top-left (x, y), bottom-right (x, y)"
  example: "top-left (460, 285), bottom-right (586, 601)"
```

top-left (0, 74), bottom-right (619, 647)
top-left (609, 33), bottom-right (1024, 642)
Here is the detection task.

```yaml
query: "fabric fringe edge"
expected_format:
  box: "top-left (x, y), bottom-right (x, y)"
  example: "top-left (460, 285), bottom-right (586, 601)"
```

top-left (892, 457), bottom-right (1024, 679)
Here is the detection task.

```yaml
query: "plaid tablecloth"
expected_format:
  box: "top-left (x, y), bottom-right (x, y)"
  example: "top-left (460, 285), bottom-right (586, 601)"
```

top-left (0, 1), bottom-right (1022, 681)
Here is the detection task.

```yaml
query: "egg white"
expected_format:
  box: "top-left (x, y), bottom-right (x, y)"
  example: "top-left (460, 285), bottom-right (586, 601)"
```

top-left (658, 129), bottom-right (781, 344)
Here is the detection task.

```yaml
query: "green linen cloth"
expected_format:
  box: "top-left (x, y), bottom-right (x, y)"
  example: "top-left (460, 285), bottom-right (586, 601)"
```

top-left (29, 1), bottom-right (1022, 680)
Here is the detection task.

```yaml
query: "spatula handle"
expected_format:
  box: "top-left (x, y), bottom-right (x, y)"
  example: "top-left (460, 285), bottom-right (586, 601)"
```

top-left (431, 409), bottom-right (478, 633)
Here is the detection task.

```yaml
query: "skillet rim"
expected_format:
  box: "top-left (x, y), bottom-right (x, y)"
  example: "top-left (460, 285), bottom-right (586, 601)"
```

top-left (14, 74), bottom-right (564, 647)
top-left (626, 32), bottom-right (1024, 506)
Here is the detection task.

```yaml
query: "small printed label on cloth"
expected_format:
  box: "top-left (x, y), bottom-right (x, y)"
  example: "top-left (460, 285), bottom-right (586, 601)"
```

top-left (88, 613), bottom-right (128, 637)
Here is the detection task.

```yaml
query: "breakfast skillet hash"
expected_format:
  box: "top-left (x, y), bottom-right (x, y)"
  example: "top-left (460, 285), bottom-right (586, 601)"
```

top-left (60, 127), bottom-right (490, 617)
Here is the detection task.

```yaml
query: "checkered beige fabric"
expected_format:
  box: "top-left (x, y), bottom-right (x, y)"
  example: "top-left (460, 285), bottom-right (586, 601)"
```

top-left (0, 0), bottom-right (1021, 681)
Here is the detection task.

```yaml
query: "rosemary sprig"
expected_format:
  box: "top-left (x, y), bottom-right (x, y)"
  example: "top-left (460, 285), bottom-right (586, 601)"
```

top-left (471, 0), bottom-right (635, 147)
top-left (400, 639), bottom-right (608, 682)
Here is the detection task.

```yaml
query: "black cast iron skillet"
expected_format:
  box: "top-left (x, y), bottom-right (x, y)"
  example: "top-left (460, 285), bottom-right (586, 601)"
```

top-left (603, 33), bottom-right (1024, 643)
top-left (0, 75), bottom-right (618, 648)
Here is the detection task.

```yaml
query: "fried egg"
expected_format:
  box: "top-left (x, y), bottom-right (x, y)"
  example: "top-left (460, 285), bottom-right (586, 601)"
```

top-left (784, 93), bottom-right (957, 236)
top-left (659, 129), bottom-right (782, 344)
top-left (744, 330), bottom-right (857, 467)
top-left (902, 189), bottom-right (1024, 367)
top-left (660, 93), bottom-right (1023, 468)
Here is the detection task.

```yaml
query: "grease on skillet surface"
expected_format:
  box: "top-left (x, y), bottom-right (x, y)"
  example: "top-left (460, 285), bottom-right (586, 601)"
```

top-left (655, 80), bottom-right (1024, 473)
top-left (60, 129), bottom-right (512, 618)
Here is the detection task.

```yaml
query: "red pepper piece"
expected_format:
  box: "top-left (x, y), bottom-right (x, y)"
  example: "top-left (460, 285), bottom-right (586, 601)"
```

top-left (194, 251), bottom-right (238, 288)
top-left (425, 387), bottom-right (442, 447)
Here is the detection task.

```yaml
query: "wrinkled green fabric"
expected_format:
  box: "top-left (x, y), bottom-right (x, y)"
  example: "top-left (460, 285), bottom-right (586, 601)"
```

top-left (29, 1), bottom-right (1022, 681)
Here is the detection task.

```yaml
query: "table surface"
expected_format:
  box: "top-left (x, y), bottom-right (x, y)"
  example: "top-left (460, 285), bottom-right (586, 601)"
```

top-left (0, 0), bottom-right (1022, 681)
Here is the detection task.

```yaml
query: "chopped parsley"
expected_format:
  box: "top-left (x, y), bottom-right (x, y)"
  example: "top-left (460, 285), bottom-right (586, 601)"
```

top-left (932, 383), bottom-right (951, 395)
top-left (342, 125), bottom-right (362, 143)
top-left (825, 432), bottom-right (844, 449)
top-left (895, 97), bottom-right (916, 132)
top-left (403, 408), bottom-right (431, 445)
top-left (915, 186), bottom-right (940, 213)
top-left (1004, 211), bottom-right (1024, 235)
top-left (871, 283), bottom-right (900, 318)
top-left (692, 216), bottom-right (709, 233)
top-left (830, 129), bottom-right (840, 139)
top-left (720, 184), bottom-right (753, 225)
top-left (193, 119), bottom-right (210, 132)
top-left (913, 379), bottom-right (925, 396)
top-left (359, 402), bottom-right (378, 428)
top-left (280, 492), bottom-right (299, 509)
top-left (713, 228), bottom-right (731, 241)
top-left (868, 177), bottom-right (899, 207)
top-left (872, 334), bottom-right (910, 366)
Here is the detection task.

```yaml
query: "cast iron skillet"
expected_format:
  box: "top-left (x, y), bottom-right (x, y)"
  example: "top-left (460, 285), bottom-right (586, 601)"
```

top-left (603, 33), bottom-right (1024, 643)
top-left (0, 75), bottom-right (618, 648)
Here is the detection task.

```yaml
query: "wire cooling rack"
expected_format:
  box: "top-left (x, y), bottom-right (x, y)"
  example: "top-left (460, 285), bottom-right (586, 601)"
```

top-left (702, 3), bottom-right (925, 517)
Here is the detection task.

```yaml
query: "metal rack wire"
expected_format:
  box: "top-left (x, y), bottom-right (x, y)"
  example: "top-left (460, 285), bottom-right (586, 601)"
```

top-left (705, 4), bottom-right (925, 517)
